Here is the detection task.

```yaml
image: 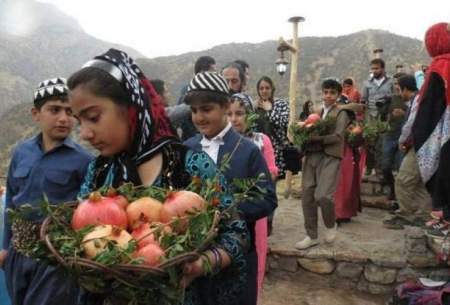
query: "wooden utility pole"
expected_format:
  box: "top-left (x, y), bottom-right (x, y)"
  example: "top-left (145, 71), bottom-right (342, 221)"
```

top-left (280, 16), bottom-right (304, 198)
top-left (287, 16), bottom-right (304, 129)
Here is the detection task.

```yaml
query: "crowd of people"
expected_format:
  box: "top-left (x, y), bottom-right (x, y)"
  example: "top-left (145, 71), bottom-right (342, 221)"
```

top-left (0, 21), bottom-right (449, 305)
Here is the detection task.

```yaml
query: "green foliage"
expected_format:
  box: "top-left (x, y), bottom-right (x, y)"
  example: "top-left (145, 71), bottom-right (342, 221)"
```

top-left (244, 112), bottom-right (259, 134)
top-left (343, 119), bottom-right (389, 151)
top-left (290, 117), bottom-right (336, 150)
top-left (362, 120), bottom-right (390, 152)
top-left (8, 159), bottom-right (265, 304)
top-left (344, 122), bottom-right (364, 148)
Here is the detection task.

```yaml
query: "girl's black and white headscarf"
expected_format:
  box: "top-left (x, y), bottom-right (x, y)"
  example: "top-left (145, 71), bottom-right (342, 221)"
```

top-left (84, 49), bottom-right (178, 184)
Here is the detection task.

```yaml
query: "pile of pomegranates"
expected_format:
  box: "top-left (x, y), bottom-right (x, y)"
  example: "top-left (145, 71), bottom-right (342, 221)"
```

top-left (72, 190), bottom-right (207, 267)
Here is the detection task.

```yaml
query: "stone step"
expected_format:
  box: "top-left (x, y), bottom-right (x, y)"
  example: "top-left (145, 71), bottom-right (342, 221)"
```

top-left (361, 179), bottom-right (390, 197)
top-left (361, 196), bottom-right (393, 210)
top-left (268, 194), bottom-right (447, 296)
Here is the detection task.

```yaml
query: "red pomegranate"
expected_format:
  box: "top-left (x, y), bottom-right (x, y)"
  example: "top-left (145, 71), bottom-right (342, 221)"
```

top-left (106, 188), bottom-right (129, 209)
top-left (304, 113), bottom-right (321, 126)
top-left (72, 192), bottom-right (128, 231)
top-left (351, 125), bottom-right (363, 135)
top-left (131, 223), bottom-right (157, 248)
top-left (126, 197), bottom-right (163, 229)
top-left (134, 244), bottom-right (165, 266)
top-left (160, 191), bottom-right (206, 221)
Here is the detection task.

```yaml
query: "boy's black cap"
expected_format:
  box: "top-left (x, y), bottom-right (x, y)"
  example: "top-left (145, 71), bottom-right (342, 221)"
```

top-left (187, 71), bottom-right (230, 96)
top-left (33, 77), bottom-right (68, 105)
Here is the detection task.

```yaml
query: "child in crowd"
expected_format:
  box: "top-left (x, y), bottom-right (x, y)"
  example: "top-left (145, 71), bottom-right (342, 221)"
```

top-left (296, 79), bottom-right (350, 250)
top-left (184, 71), bottom-right (277, 305)
top-left (68, 49), bottom-right (250, 305)
top-left (227, 93), bottom-right (278, 301)
top-left (1, 78), bottom-right (93, 305)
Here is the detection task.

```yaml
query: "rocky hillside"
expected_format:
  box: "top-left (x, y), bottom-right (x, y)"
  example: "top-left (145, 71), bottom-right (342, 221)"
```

top-left (0, 0), bottom-right (431, 176)
top-left (136, 29), bottom-right (429, 104)
top-left (0, 0), bottom-right (142, 116)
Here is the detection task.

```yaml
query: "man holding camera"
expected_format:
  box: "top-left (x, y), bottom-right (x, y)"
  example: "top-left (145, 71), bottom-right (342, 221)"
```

top-left (362, 58), bottom-right (394, 176)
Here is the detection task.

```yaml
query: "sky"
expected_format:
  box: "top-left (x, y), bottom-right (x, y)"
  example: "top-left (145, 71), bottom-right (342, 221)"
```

top-left (34, 0), bottom-right (450, 58)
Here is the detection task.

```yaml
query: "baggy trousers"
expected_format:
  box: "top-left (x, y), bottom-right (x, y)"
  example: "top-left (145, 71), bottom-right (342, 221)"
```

top-left (395, 149), bottom-right (431, 217)
top-left (302, 152), bottom-right (341, 239)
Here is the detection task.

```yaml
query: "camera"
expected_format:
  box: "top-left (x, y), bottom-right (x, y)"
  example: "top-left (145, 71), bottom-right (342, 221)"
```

top-left (375, 96), bottom-right (391, 108)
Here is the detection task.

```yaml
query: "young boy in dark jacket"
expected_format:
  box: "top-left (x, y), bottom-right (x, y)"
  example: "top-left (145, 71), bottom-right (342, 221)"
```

top-left (184, 71), bottom-right (277, 305)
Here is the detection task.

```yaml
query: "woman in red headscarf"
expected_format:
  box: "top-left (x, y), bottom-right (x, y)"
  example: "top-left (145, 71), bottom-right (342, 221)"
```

top-left (412, 23), bottom-right (450, 230)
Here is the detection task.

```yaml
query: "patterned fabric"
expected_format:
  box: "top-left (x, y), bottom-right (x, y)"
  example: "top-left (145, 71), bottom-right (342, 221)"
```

top-left (231, 93), bottom-right (254, 112)
top-left (84, 49), bottom-right (178, 185)
top-left (416, 106), bottom-right (450, 183)
top-left (264, 98), bottom-right (289, 177)
top-left (33, 77), bottom-right (68, 105)
top-left (187, 71), bottom-right (229, 96)
top-left (251, 132), bottom-right (264, 150)
top-left (413, 24), bottom-right (450, 188)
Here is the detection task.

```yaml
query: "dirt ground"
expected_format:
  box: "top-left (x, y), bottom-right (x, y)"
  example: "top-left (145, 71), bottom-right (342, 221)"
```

top-left (260, 272), bottom-right (389, 305)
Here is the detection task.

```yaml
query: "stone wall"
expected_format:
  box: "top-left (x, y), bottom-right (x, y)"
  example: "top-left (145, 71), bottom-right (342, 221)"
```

top-left (361, 177), bottom-right (393, 209)
top-left (267, 227), bottom-right (449, 295)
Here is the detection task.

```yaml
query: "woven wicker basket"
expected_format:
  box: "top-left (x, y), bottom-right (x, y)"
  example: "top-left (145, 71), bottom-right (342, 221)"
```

top-left (39, 207), bottom-right (221, 289)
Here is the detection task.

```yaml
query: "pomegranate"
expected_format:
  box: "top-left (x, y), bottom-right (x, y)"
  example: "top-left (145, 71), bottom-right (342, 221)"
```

top-left (160, 191), bottom-right (207, 232)
top-left (131, 223), bottom-right (173, 249)
top-left (131, 223), bottom-right (157, 248)
top-left (134, 244), bottom-right (165, 266)
top-left (304, 113), bottom-right (321, 126)
top-left (72, 192), bottom-right (128, 231)
top-left (126, 197), bottom-right (163, 229)
top-left (82, 225), bottom-right (133, 259)
top-left (106, 188), bottom-right (129, 209)
top-left (351, 125), bottom-right (363, 135)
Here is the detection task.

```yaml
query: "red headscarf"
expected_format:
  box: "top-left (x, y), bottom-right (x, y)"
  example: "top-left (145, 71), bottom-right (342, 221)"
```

top-left (420, 23), bottom-right (450, 105)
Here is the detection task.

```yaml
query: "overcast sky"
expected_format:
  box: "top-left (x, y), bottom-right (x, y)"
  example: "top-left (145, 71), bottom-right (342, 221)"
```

top-left (39, 0), bottom-right (449, 58)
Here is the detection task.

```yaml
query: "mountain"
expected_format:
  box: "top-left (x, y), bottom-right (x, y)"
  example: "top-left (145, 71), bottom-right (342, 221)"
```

top-left (0, 1), bottom-right (431, 177)
top-left (0, 0), bottom-right (143, 117)
top-left (136, 29), bottom-right (429, 104)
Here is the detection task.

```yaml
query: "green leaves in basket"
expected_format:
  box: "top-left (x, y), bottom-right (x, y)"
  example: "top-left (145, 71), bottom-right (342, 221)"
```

top-left (114, 183), bottom-right (167, 203)
top-left (93, 239), bottom-right (138, 266)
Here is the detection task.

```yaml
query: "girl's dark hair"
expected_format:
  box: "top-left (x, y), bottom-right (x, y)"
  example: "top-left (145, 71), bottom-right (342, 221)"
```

top-left (302, 100), bottom-right (313, 112)
top-left (184, 90), bottom-right (230, 106)
top-left (256, 76), bottom-right (275, 101)
top-left (150, 79), bottom-right (165, 96)
top-left (67, 67), bottom-right (130, 106)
